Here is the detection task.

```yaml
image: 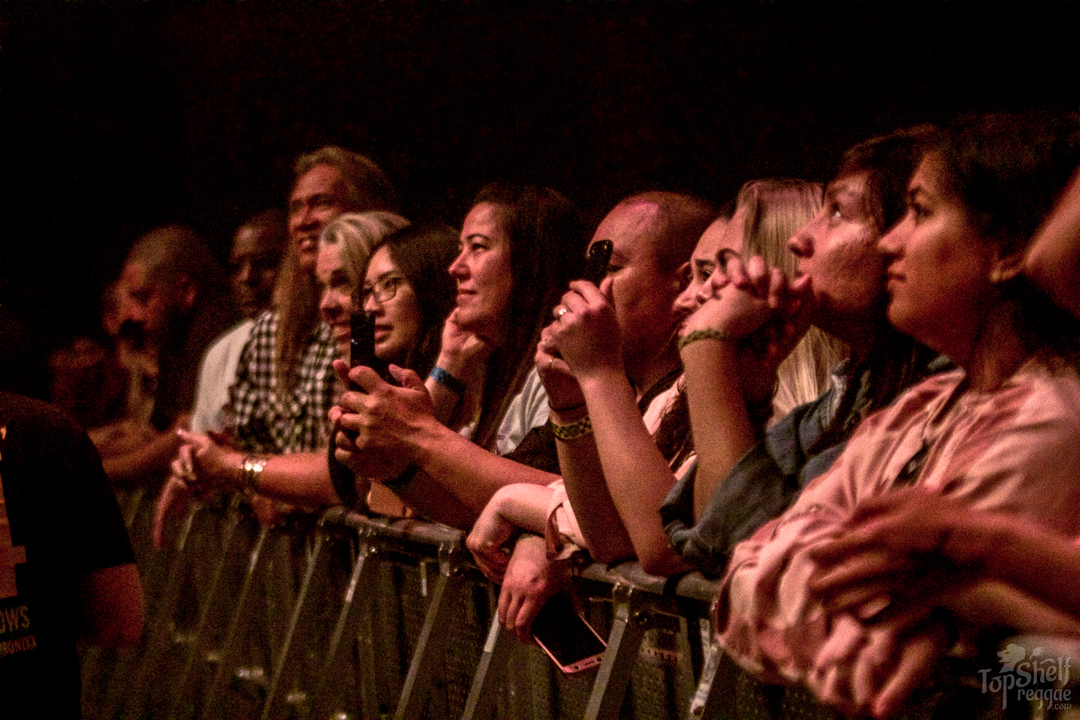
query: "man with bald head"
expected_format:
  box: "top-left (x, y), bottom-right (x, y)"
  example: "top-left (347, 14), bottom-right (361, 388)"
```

top-left (96, 225), bottom-right (238, 484)
top-left (534, 192), bottom-right (715, 573)
top-left (460, 191), bottom-right (717, 637)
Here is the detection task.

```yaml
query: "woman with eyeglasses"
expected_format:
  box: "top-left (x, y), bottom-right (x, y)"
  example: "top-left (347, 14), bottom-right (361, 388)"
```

top-left (330, 183), bottom-right (585, 529)
top-left (153, 215), bottom-right (461, 540)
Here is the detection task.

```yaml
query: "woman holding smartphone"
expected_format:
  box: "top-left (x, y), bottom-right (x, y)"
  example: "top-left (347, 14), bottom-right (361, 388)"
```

top-left (330, 183), bottom-right (585, 529)
top-left (153, 215), bottom-right (459, 541)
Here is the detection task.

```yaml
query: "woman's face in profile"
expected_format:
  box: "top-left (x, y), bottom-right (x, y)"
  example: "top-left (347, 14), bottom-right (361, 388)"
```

top-left (361, 244), bottom-right (422, 366)
top-left (448, 202), bottom-right (514, 343)
top-left (878, 152), bottom-right (1000, 357)
top-left (786, 171), bottom-right (886, 342)
top-left (316, 241), bottom-right (356, 360)
top-left (672, 214), bottom-right (742, 321)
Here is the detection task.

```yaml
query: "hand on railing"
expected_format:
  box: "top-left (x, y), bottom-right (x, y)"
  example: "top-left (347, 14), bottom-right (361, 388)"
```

top-left (498, 534), bottom-right (565, 643)
top-left (152, 473), bottom-right (191, 550)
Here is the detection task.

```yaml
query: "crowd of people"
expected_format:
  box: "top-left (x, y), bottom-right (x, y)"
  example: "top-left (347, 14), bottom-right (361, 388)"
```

top-left (6, 110), bottom-right (1080, 718)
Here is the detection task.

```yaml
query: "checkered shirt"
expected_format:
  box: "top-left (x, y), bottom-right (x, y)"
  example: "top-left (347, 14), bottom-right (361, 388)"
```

top-left (222, 310), bottom-right (339, 454)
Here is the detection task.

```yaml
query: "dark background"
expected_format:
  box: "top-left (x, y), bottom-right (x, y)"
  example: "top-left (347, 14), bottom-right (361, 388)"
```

top-left (3, 1), bottom-right (1079, 357)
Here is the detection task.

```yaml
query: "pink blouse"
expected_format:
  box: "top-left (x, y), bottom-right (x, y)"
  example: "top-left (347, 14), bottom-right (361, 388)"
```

top-left (716, 360), bottom-right (1080, 685)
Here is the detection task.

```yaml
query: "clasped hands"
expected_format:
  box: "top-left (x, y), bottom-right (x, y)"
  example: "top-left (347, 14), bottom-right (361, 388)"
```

top-left (681, 255), bottom-right (814, 400)
top-left (801, 489), bottom-right (975, 718)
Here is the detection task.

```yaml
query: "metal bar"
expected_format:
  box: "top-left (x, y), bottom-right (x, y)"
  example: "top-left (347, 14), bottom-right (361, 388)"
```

top-left (309, 536), bottom-right (380, 720)
top-left (165, 495), bottom-right (248, 718)
top-left (204, 522), bottom-right (273, 716)
top-left (393, 544), bottom-right (467, 720)
top-left (259, 525), bottom-right (333, 719)
top-left (460, 616), bottom-right (515, 720)
top-left (119, 499), bottom-right (201, 720)
top-left (584, 585), bottom-right (648, 720)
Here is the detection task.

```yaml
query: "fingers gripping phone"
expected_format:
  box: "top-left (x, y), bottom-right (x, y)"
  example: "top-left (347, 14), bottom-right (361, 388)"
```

top-left (583, 239), bottom-right (613, 286)
top-left (531, 592), bottom-right (606, 673)
top-left (350, 311), bottom-right (394, 388)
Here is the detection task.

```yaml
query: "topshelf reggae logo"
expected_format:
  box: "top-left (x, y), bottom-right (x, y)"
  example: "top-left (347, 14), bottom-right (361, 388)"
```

top-left (979, 643), bottom-right (1074, 711)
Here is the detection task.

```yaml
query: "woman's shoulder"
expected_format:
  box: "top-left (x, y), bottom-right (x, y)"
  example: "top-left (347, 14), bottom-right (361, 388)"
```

top-left (993, 359), bottom-right (1080, 427)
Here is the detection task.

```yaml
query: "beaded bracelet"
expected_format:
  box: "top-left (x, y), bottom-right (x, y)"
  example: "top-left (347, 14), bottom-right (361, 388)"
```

top-left (677, 327), bottom-right (738, 352)
top-left (550, 415), bottom-right (593, 441)
top-left (241, 455), bottom-right (268, 493)
top-left (429, 366), bottom-right (467, 395)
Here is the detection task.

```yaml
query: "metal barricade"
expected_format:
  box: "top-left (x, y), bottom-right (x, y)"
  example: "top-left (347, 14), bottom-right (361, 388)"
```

top-left (92, 491), bottom-right (1051, 720)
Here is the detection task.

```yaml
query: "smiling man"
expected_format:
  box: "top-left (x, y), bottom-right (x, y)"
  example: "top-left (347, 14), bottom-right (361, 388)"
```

top-left (222, 146), bottom-right (398, 455)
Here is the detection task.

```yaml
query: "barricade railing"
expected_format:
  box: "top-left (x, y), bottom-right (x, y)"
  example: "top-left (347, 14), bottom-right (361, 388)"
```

top-left (88, 488), bottom-right (1067, 720)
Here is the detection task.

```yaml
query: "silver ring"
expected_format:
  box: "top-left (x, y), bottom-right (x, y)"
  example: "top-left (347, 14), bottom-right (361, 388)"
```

top-left (556, 307), bottom-right (568, 318)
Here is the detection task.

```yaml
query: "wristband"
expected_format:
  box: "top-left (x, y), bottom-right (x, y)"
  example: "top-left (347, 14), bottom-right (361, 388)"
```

top-left (677, 327), bottom-right (738, 352)
top-left (428, 366), bottom-right (467, 395)
top-left (241, 455), bottom-right (268, 493)
top-left (550, 415), bottom-right (593, 441)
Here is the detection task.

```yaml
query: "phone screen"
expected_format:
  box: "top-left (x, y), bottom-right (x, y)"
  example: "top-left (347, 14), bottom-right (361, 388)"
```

top-left (583, 239), bottom-right (613, 286)
top-left (531, 592), bottom-right (606, 672)
top-left (350, 310), bottom-right (393, 386)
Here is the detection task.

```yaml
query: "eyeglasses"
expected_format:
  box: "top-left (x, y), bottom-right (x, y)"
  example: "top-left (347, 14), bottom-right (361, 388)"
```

top-left (358, 275), bottom-right (406, 305)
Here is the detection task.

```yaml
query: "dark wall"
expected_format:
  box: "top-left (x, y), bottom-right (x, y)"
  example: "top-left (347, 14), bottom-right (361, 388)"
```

top-left (3, 1), bottom-right (1079, 352)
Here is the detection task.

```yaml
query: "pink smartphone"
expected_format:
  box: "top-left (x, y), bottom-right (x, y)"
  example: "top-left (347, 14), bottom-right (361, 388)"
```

top-left (531, 592), bottom-right (606, 673)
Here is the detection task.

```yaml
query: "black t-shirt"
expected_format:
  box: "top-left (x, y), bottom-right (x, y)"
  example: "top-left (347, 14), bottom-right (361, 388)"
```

top-left (0, 391), bottom-right (135, 719)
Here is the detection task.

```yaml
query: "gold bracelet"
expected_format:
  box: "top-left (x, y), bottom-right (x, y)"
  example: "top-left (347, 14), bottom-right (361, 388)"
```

top-left (677, 327), bottom-right (738, 352)
top-left (550, 415), bottom-right (593, 441)
top-left (241, 455), bottom-right (268, 493)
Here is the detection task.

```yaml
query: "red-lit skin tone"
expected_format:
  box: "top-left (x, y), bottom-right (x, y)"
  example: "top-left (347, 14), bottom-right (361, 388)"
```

top-left (316, 242), bottom-right (355, 360)
top-left (788, 171), bottom-right (883, 356)
top-left (360, 245), bottom-right (422, 367)
top-left (114, 261), bottom-right (194, 356)
top-left (879, 152), bottom-right (1020, 385)
top-left (230, 223), bottom-right (282, 319)
top-left (797, 155), bottom-right (1041, 718)
top-left (533, 199), bottom-right (692, 576)
top-left (327, 201), bottom-right (557, 532)
top-left (447, 202), bottom-right (514, 344)
top-left (1025, 164), bottom-right (1080, 317)
top-left (807, 488), bottom-right (1080, 719)
top-left (673, 216), bottom-right (739, 325)
top-left (97, 259), bottom-right (197, 486)
top-left (289, 164), bottom-right (352, 274)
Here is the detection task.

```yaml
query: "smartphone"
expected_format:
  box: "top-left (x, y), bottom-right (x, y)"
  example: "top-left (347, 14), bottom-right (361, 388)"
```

top-left (349, 311), bottom-right (392, 387)
top-left (583, 239), bottom-right (613, 286)
top-left (531, 592), bottom-right (606, 673)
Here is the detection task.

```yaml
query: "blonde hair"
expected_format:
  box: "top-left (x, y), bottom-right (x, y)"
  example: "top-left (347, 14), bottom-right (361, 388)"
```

top-left (318, 211), bottom-right (411, 292)
top-left (735, 179), bottom-right (846, 420)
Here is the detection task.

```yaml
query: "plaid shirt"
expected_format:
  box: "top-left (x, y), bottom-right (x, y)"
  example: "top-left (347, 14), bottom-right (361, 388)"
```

top-left (222, 310), bottom-right (338, 454)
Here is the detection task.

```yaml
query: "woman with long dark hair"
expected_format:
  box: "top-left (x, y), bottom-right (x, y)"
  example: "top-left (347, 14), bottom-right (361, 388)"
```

top-left (331, 183), bottom-right (585, 528)
top-left (715, 113), bottom-right (1080, 719)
